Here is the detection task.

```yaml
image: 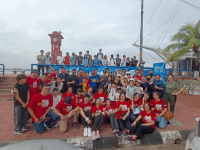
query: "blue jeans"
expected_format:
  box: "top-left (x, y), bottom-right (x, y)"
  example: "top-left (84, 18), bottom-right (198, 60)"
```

top-left (91, 87), bottom-right (98, 94)
top-left (117, 116), bottom-right (131, 131)
top-left (46, 110), bottom-right (60, 126)
top-left (129, 113), bottom-right (138, 122)
top-left (33, 121), bottom-right (44, 134)
top-left (156, 113), bottom-right (168, 129)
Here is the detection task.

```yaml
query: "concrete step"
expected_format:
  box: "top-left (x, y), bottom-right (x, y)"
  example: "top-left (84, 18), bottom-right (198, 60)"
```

top-left (0, 94), bottom-right (14, 99)
top-left (0, 86), bottom-right (13, 89)
top-left (0, 83), bottom-right (14, 86)
top-left (0, 98), bottom-right (13, 101)
top-left (0, 89), bottom-right (11, 94)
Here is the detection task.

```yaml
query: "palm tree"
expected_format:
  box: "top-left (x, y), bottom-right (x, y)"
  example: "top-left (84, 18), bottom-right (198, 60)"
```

top-left (164, 20), bottom-right (200, 65)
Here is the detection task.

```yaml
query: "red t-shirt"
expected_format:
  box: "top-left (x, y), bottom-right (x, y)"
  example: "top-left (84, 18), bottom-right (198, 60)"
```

top-left (116, 101), bottom-right (130, 119)
top-left (77, 95), bottom-right (84, 105)
top-left (79, 101), bottom-right (92, 111)
top-left (46, 72), bottom-right (56, 81)
top-left (150, 99), bottom-right (167, 114)
top-left (93, 92), bottom-right (107, 103)
top-left (62, 92), bottom-right (75, 100)
top-left (55, 99), bottom-right (78, 115)
top-left (91, 105), bottom-right (104, 115)
top-left (129, 98), bottom-right (143, 110)
top-left (82, 78), bottom-right (90, 93)
top-left (65, 56), bottom-right (70, 65)
top-left (28, 93), bottom-right (53, 122)
top-left (140, 110), bottom-right (156, 128)
top-left (105, 105), bottom-right (115, 114)
top-left (26, 76), bottom-right (40, 100)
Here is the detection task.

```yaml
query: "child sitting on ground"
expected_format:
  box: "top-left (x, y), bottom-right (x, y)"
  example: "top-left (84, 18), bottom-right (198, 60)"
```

top-left (105, 99), bottom-right (121, 137)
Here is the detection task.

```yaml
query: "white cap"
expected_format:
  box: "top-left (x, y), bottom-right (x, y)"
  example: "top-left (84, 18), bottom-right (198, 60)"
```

top-left (116, 74), bottom-right (121, 77)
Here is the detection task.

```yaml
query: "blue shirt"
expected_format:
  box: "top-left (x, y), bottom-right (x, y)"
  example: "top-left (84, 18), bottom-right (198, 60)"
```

top-left (89, 75), bottom-right (99, 87)
top-left (70, 57), bottom-right (77, 66)
top-left (153, 80), bottom-right (165, 97)
top-left (83, 58), bottom-right (88, 67)
top-left (93, 59), bottom-right (101, 66)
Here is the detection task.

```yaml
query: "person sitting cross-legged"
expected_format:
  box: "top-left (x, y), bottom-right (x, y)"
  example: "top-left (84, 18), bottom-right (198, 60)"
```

top-left (80, 94), bottom-right (93, 137)
top-left (53, 96), bottom-right (79, 133)
top-left (124, 102), bottom-right (156, 143)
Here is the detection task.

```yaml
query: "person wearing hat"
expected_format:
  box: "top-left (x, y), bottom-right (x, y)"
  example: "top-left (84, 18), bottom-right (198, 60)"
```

top-left (109, 54), bottom-right (115, 66)
top-left (115, 54), bottom-right (121, 67)
top-left (36, 50), bottom-right (45, 77)
top-left (70, 53), bottom-right (77, 66)
top-left (121, 55), bottom-right (127, 67)
top-left (93, 55), bottom-right (101, 66)
top-left (26, 69), bottom-right (40, 101)
top-left (64, 52), bottom-right (70, 65)
top-left (97, 49), bottom-right (103, 62)
top-left (57, 51), bottom-right (65, 65)
top-left (76, 52), bottom-right (83, 66)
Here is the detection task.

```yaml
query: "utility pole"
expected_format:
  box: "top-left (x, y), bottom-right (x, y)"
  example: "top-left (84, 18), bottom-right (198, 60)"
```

top-left (140, 0), bottom-right (144, 62)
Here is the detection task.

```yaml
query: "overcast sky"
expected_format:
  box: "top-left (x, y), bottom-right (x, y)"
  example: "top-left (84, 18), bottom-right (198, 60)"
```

top-left (0, 0), bottom-right (199, 69)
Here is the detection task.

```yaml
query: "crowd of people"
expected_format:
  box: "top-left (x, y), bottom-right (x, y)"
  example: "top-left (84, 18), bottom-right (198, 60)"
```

top-left (36, 49), bottom-right (146, 75)
top-left (12, 60), bottom-right (184, 143)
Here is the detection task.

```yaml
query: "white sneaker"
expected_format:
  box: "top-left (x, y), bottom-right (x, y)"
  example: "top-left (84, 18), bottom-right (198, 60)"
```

top-left (83, 127), bottom-right (88, 137)
top-left (87, 127), bottom-right (92, 137)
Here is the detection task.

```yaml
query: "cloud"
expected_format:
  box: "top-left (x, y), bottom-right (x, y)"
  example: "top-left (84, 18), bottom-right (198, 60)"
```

top-left (0, 0), bottom-right (199, 69)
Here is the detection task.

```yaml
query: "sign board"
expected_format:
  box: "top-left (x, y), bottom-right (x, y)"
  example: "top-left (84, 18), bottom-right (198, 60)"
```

top-left (153, 63), bottom-right (166, 86)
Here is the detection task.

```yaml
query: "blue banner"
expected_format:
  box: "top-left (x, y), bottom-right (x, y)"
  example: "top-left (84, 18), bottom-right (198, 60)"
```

top-left (153, 63), bottom-right (166, 86)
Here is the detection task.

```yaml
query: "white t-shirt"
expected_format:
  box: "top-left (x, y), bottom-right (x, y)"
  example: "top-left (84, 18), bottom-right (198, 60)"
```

top-left (126, 85), bottom-right (136, 99)
top-left (52, 95), bottom-right (61, 109)
top-left (108, 88), bottom-right (116, 101)
top-left (135, 87), bottom-right (143, 94)
top-left (57, 56), bottom-right (65, 64)
top-left (114, 93), bottom-right (120, 101)
top-left (110, 58), bottom-right (115, 66)
top-left (50, 82), bottom-right (63, 93)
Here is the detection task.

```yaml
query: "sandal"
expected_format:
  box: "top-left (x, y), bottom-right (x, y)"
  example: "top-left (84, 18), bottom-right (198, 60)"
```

top-left (92, 132), bottom-right (97, 140)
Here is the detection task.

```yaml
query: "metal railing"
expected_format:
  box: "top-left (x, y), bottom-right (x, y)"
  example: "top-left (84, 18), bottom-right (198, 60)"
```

top-left (0, 64), bottom-right (5, 76)
top-left (31, 64), bottom-right (194, 78)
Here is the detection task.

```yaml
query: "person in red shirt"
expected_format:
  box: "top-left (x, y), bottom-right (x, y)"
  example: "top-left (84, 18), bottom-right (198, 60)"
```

top-left (64, 52), bottom-right (70, 65)
top-left (62, 86), bottom-right (75, 100)
top-left (46, 66), bottom-right (56, 81)
top-left (124, 102), bottom-right (156, 143)
top-left (26, 69), bottom-right (40, 101)
top-left (38, 73), bottom-right (51, 92)
top-left (105, 99), bottom-right (121, 138)
top-left (93, 87), bottom-right (107, 106)
top-left (76, 88), bottom-right (84, 105)
top-left (62, 87), bottom-right (80, 129)
top-left (53, 96), bottom-right (79, 133)
top-left (115, 93), bottom-right (131, 131)
top-left (79, 94), bottom-right (92, 137)
top-left (150, 92), bottom-right (168, 129)
top-left (91, 98), bottom-right (105, 140)
top-left (129, 93), bottom-right (143, 122)
top-left (28, 84), bottom-right (53, 134)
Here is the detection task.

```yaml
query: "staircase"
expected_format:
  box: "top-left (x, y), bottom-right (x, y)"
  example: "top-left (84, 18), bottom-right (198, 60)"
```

top-left (0, 76), bottom-right (16, 101)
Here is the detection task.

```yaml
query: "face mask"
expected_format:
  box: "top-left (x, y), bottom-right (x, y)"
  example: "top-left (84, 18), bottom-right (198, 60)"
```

top-left (51, 81), bottom-right (56, 84)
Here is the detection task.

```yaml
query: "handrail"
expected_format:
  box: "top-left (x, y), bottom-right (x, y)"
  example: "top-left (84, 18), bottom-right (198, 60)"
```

top-left (0, 64), bottom-right (5, 76)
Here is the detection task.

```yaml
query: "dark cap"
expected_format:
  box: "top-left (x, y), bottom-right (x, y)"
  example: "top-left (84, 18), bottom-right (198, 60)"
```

top-left (123, 55), bottom-right (126, 57)
top-left (79, 52), bottom-right (82, 53)
top-left (31, 69), bottom-right (38, 74)
top-left (77, 88), bottom-right (82, 92)
top-left (117, 87), bottom-right (122, 90)
top-left (72, 53), bottom-right (75, 55)
top-left (94, 55), bottom-right (97, 57)
top-left (117, 54), bottom-right (119, 56)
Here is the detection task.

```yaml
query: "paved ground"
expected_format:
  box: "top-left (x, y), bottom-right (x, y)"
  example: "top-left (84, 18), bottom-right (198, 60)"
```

top-left (0, 94), bottom-right (199, 143)
top-left (100, 144), bottom-right (185, 150)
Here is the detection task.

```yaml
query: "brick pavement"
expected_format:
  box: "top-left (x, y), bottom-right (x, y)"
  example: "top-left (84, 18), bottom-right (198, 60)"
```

top-left (0, 94), bottom-right (199, 143)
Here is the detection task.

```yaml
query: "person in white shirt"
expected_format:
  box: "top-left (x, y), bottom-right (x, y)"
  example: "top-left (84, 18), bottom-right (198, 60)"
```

top-left (126, 80), bottom-right (136, 100)
top-left (107, 82), bottom-right (117, 106)
top-left (57, 51), bottom-right (65, 65)
top-left (114, 88), bottom-right (122, 102)
top-left (46, 88), bottom-right (61, 127)
top-left (135, 80), bottom-right (144, 95)
top-left (121, 55), bottom-right (127, 66)
top-left (110, 54), bottom-right (115, 66)
top-left (50, 76), bottom-right (63, 94)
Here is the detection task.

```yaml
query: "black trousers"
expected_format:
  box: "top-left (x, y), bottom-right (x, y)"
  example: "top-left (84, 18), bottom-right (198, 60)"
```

top-left (37, 65), bottom-right (44, 77)
top-left (129, 122), bottom-right (154, 138)
top-left (93, 115), bottom-right (105, 131)
top-left (14, 105), bottom-right (29, 129)
top-left (81, 110), bottom-right (93, 128)
top-left (117, 115), bottom-right (131, 131)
